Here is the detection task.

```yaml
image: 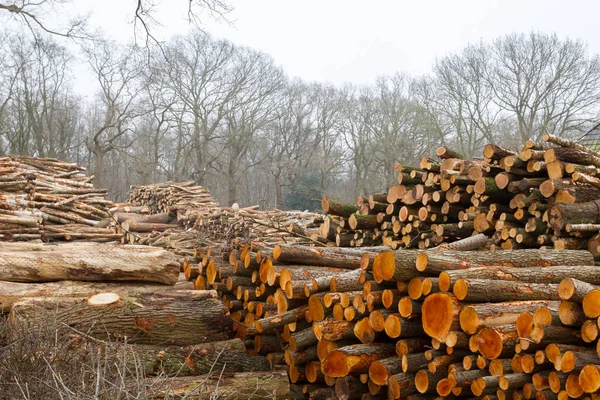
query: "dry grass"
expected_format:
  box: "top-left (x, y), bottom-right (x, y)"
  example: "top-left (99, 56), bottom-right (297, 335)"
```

top-left (0, 313), bottom-right (234, 400)
top-left (0, 314), bottom-right (283, 400)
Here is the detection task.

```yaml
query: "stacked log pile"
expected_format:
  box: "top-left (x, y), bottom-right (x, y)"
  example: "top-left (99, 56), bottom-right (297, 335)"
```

top-left (189, 237), bottom-right (600, 399)
top-left (0, 155), bottom-right (119, 242)
top-left (0, 241), bottom-right (285, 399)
top-left (127, 181), bottom-right (325, 246)
top-left (128, 181), bottom-right (219, 214)
top-left (320, 134), bottom-right (600, 257)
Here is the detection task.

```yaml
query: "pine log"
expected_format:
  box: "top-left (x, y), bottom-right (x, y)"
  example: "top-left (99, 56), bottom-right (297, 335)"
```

top-left (121, 221), bottom-right (178, 232)
top-left (558, 278), bottom-right (600, 302)
top-left (374, 249), bottom-right (421, 283)
top-left (539, 179), bottom-right (600, 202)
top-left (582, 290), bottom-right (600, 318)
top-left (9, 290), bottom-right (231, 345)
top-left (0, 242), bottom-right (180, 285)
top-left (387, 372), bottom-right (417, 399)
top-left (368, 356), bottom-right (404, 385)
top-left (476, 325), bottom-right (519, 360)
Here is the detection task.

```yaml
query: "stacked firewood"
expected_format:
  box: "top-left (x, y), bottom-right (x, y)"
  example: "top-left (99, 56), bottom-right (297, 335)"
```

top-left (321, 134), bottom-right (600, 256)
top-left (187, 235), bottom-right (600, 399)
top-left (128, 181), bottom-right (219, 214)
top-left (0, 155), bottom-right (120, 242)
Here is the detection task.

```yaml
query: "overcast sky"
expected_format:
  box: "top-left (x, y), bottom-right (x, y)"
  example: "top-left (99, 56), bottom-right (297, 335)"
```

top-left (23, 0), bottom-right (600, 95)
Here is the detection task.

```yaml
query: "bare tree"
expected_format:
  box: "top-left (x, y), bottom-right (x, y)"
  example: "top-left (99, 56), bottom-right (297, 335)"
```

top-left (83, 39), bottom-right (146, 191)
top-left (161, 32), bottom-right (242, 186)
top-left (266, 80), bottom-right (320, 209)
top-left (413, 43), bottom-right (498, 158)
top-left (313, 83), bottom-right (346, 193)
top-left (371, 74), bottom-right (421, 186)
top-left (340, 85), bottom-right (378, 197)
top-left (211, 47), bottom-right (285, 205)
top-left (0, 0), bottom-right (231, 41)
top-left (489, 32), bottom-right (600, 142)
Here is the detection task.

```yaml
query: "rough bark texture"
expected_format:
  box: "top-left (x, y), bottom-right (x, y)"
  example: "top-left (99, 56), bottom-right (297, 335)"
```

top-left (9, 290), bottom-right (231, 345)
top-left (416, 249), bottom-right (594, 274)
top-left (0, 242), bottom-right (180, 285)
top-left (149, 371), bottom-right (290, 399)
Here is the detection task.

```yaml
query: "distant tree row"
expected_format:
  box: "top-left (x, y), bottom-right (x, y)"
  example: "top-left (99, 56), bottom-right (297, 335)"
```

top-left (0, 30), bottom-right (599, 210)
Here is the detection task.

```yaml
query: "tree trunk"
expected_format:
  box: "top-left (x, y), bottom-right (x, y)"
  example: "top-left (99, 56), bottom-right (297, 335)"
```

top-left (273, 244), bottom-right (363, 269)
top-left (149, 371), bottom-right (290, 399)
top-left (0, 279), bottom-right (193, 311)
top-left (416, 249), bottom-right (594, 274)
top-left (453, 279), bottom-right (560, 302)
top-left (133, 338), bottom-right (270, 376)
top-left (459, 300), bottom-right (560, 334)
top-left (548, 200), bottom-right (600, 230)
top-left (439, 265), bottom-right (600, 292)
top-left (0, 242), bottom-right (180, 285)
top-left (9, 290), bottom-right (232, 345)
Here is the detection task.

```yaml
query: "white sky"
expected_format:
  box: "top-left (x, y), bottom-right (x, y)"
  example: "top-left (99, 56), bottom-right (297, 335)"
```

top-left (8, 0), bottom-right (600, 96)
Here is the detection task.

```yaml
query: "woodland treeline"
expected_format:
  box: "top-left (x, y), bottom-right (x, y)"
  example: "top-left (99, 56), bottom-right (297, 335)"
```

top-left (0, 29), bottom-right (599, 210)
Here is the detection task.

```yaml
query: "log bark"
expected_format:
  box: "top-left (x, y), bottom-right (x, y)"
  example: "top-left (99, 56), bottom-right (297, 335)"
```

top-left (416, 249), bottom-right (594, 274)
top-left (321, 198), bottom-right (359, 218)
top-left (440, 266), bottom-right (600, 294)
top-left (149, 371), bottom-right (290, 399)
top-left (453, 279), bottom-right (561, 302)
top-left (0, 242), bottom-right (180, 285)
top-left (9, 290), bottom-right (231, 345)
top-left (134, 338), bottom-right (270, 376)
top-left (459, 301), bottom-right (560, 334)
top-left (0, 279), bottom-right (193, 311)
top-left (273, 244), bottom-right (362, 269)
top-left (548, 200), bottom-right (600, 230)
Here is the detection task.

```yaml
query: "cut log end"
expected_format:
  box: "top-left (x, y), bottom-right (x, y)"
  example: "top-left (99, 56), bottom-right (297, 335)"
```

top-left (422, 293), bottom-right (456, 341)
top-left (583, 290), bottom-right (600, 318)
top-left (453, 279), bottom-right (468, 301)
top-left (579, 364), bottom-right (600, 393)
top-left (477, 327), bottom-right (503, 360)
top-left (459, 306), bottom-right (479, 335)
top-left (87, 292), bottom-right (120, 306)
top-left (415, 252), bottom-right (428, 272)
top-left (321, 350), bottom-right (348, 378)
